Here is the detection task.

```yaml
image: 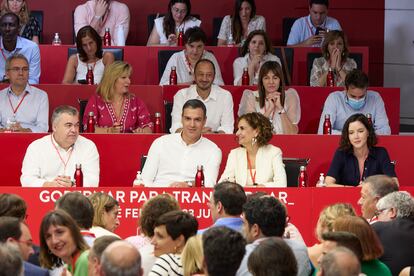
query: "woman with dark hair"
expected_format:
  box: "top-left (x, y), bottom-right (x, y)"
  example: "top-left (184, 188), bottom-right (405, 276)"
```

top-left (39, 209), bottom-right (89, 275)
top-left (334, 216), bottom-right (392, 276)
top-left (233, 30), bottom-right (281, 85)
top-left (62, 25), bottom-right (114, 84)
top-left (310, 30), bottom-right (356, 87)
top-left (159, 26), bottom-right (223, 85)
top-left (325, 113), bottom-right (397, 187)
top-left (149, 210), bottom-right (198, 276)
top-left (238, 61), bottom-right (300, 134)
top-left (217, 0), bottom-right (266, 46)
top-left (219, 112), bottom-right (287, 187)
top-left (1, 0), bottom-right (40, 43)
top-left (147, 0), bottom-right (201, 46)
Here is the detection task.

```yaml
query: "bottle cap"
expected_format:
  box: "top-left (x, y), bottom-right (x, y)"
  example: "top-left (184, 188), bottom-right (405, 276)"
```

top-left (105, 28), bottom-right (110, 32)
top-left (299, 166), bottom-right (306, 171)
top-left (76, 164), bottom-right (82, 169)
top-left (366, 113), bottom-right (372, 118)
top-left (243, 67), bottom-right (248, 71)
top-left (171, 66), bottom-right (176, 70)
top-left (155, 112), bottom-right (161, 118)
top-left (197, 165), bottom-right (203, 170)
top-left (325, 114), bottom-right (330, 119)
top-left (89, 111), bottom-right (94, 116)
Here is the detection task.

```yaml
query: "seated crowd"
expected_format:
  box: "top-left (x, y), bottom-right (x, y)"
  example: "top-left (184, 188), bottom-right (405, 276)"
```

top-left (1, 179), bottom-right (413, 276)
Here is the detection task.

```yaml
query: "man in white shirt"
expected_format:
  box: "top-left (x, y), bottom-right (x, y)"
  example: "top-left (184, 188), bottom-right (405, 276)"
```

top-left (0, 54), bottom-right (48, 133)
top-left (21, 105), bottom-right (100, 187)
top-left (170, 59), bottom-right (234, 134)
top-left (74, 0), bottom-right (130, 46)
top-left (141, 99), bottom-right (222, 187)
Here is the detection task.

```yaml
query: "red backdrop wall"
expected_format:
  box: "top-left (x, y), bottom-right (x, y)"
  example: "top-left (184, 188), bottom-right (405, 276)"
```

top-left (30, 0), bottom-right (384, 85)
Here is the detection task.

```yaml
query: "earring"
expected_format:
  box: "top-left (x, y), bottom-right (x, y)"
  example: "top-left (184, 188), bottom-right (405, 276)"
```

top-left (251, 137), bottom-right (257, 146)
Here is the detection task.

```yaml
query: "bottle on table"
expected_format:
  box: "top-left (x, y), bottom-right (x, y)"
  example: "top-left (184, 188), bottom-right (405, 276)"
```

top-left (326, 68), bottom-right (335, 87)
top-left (52, 33), bottom-right (62, 46)
top-left (227, 34), bottom-right (235, 46)
top-left (366, 113), bottom-right (373, 126)
top-left (103, 28), bottom-right (111, 46)
top-left (323, 114), bottom-right (332, 135)
top-left (316, 173), bottom-right (326, 187)
top-left (133, 170), bottom-right (143, 186)
top-left (194, 165), bottom-right (204, 187)
top-left (154, 112), bottom-right (162, 133)
top-left (74, 164), bottom-right (83, 187)
top-left (298, 166), bottom-right (308, 187)
top-left (169, 66), bottom-right (177, 85)
top-left (86, 112), bottom-right (95, 133)
top-left (242, 67), bottom-right (250, 85)
top-left (177, 29), bottom-right (184, 46)
top-left (86, 65), bottom-right (94, 85)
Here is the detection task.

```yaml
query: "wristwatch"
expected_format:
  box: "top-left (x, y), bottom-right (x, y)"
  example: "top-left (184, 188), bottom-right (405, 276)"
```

top-left (94, 15), bottom-right (102, 20)
top-left (187, 181), bottom-right (193, 187)
top-left (278, 108), bottom-right (286, 115)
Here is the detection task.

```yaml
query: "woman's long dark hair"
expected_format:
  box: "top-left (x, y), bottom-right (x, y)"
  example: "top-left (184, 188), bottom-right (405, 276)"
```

top-left (257, 61), bottom-right (286, 109)
top-left (76, 25), bottom-right (103, 63)
top-left (231, 0), bottom-right (256, 44)
top-left (339, 113), bottom-right (377, 153)
top-left (163, 0), bottom-right (192, 38)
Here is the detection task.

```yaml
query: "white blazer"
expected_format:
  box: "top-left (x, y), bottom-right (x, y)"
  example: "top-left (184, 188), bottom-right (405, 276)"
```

top-left (219, 144), bottom-right (287, 187)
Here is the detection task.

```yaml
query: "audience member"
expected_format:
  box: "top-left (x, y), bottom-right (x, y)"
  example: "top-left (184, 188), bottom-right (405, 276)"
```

top-left (39, 209), bottom-right (89, 275)
top-left (100, 240), bottom-right (143, 276)
top-left (0, 54), bottom-right (48, 133)
top-left (372, 194), bottom-right (414, 275)
top-left (125, 193), bottom-right (180, 275)
top-left (324, 114), bottom-right (397, 187)
top-left (147, 0), bottom-right (201, 46)
top-left (199, 181), bottom-right (247, 233)
top-left (0, 12), bottom-right (40, 84)
top-left (88, 235), bottom-right (121, 276)
top-left (248, 237), bottom-right (297, 276)
top-left (0, 243), bottom-right (24, 276)
top-left (318, 247), bottom-right (361, 276)
top-left (308, 203), bottom-right (356, 268)
top-left (320, 231), bottom-right (364, 263)
top-left (20, 105), bottom-right (100, 187)
top-left (170, 59), bottom-right (234, 134)
top-left (310, 30), bottom-right (357, 87)
top-left (62, 25), bottom-right (115, 84)
top-left (181, 235), bottom-right (204, 276)
top-left (74, 0), bottom-right (130, 46)
top-left (55, 192), bottom-right (96, 246)
top-left (238, 61), bottom-right (301, 134)
top-left (287, 0), bottom-right (341, 47)
top-left (219, 113), bottom-right (287, 187)
top-left (399, 267), bottom-right (414, 276)
top-left (159, 26), bottom-right (224, 85)
top-left (233, 30), bottom-right (281, 85)
top-left (357, 175), bottom-right (399, 221)
top-left (149, 210), bottom-right (198, 276)
top-left (83, 61), bottom-right (153, 133)
top-left (217, 0), bottom-right (265, 46)
top-left (0, 193), bottom-right (27, 220)
top-left (0, 216), bottom-right (49, 276)
top-left (334, 216), bottom-right (392, 275)
top-left (88, 192), bottom-right (120, 238)
top-left (376, 191), bottom-right (414, 222)
top-left (140, 99), bottom-right (222, 187)
top-left (203, 226), bottom-right (246, 276)
top-left (318, 69), bottom-right (391, 134)
top-left (0, 0), bottom-right (40, 43)
top-left (237, 196), bottom-right (311, 276)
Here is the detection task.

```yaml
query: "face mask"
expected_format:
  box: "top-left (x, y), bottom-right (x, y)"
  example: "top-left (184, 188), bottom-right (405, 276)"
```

top-left (347, 96), bottom-right (366, 110)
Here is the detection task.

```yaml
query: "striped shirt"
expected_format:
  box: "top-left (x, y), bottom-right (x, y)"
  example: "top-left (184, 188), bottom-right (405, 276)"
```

top-left (149, 253), bottom-right (183, 276)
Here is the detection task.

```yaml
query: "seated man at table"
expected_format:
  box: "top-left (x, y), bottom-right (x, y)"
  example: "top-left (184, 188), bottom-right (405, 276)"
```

top-left (140, 99), bottom-right (222, 187)
top-left (0, 12), bottom-right (40, 84)
top-left (170, 59), bottom-right (234, 134)
top-left (74, 0), bottom-right (130, 46)
top-left (318, 69), bottom-right (391, 135)
top-left (287, 0), bottom-right (341, 47)
top-left (0, 54), bottom-right (48, 133)
top-left (20, 105), bottom-right (100, 187)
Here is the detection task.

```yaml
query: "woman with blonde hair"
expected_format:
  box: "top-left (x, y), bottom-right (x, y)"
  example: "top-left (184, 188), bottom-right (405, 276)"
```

top-left (1, 0), bottom-right (40, 43)
top-left (308, 203), bottom-right (356, 267)
top-left (83, 61), bottom-right (153, 133)
top-left (182, 235), bottom-right (204, 276)
top-left (88, 192), bottom-right (120, 238)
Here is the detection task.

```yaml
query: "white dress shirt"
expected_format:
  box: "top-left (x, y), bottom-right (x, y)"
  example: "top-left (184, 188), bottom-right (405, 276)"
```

top-left (170, 84), bottom-right (234, 134)
top-left (159, 50), bottom-right (224, 85)
top-left (141, 133), bottom-right (222, 187)
top-left (21, 134), bottom-right (100, 187)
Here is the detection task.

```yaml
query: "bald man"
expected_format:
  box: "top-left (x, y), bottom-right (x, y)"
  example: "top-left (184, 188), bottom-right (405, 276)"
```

top-left (318, 247), bottom-right (361, 276)
top-left (100, 240), bottom-right (143, 276)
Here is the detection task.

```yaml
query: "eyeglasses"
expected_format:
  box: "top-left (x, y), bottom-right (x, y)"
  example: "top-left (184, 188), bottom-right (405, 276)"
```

top-left (172, 7), bottom-right (187, 15)
top-left (13, 238), bottom-right (33, 248)
top-left (8, 67), bottom-right (29, 73)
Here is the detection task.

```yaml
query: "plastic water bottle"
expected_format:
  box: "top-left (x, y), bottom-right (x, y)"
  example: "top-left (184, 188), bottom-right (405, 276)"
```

top-left (316, 173), bottom-right (326, 187)
top-left (133, 171), bottom-right (143, 186)
top-left (52, 33), bottom-right (62, 45)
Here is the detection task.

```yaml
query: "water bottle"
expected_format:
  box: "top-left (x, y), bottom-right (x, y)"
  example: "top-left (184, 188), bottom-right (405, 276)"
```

top-left (52, 33), bottom-right (62, 46)
top-left (316, 173), bottom-right (326, 187)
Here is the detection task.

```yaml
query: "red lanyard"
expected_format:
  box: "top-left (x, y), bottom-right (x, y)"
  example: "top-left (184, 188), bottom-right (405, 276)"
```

top-left (306, 17), bottom-right (326, 35)
top-left (8, 91), bottom-right (28, 115)
top-left (184, 51), bottom-right (206, 76)
top-left (109, 96), bottom-right (125, 124)
top-left (50, 135), bottom-right (74, 174)
top-left (246, 151), bottom-right (256, 185)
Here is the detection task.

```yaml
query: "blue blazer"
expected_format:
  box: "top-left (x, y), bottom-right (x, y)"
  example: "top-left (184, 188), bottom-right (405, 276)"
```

top-left (24, 262), bottom-right (49, 276)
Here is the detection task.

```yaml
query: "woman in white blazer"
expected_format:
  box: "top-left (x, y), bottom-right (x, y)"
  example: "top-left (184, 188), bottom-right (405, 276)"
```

top-left (219, 112), bottom-right (287, 187)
